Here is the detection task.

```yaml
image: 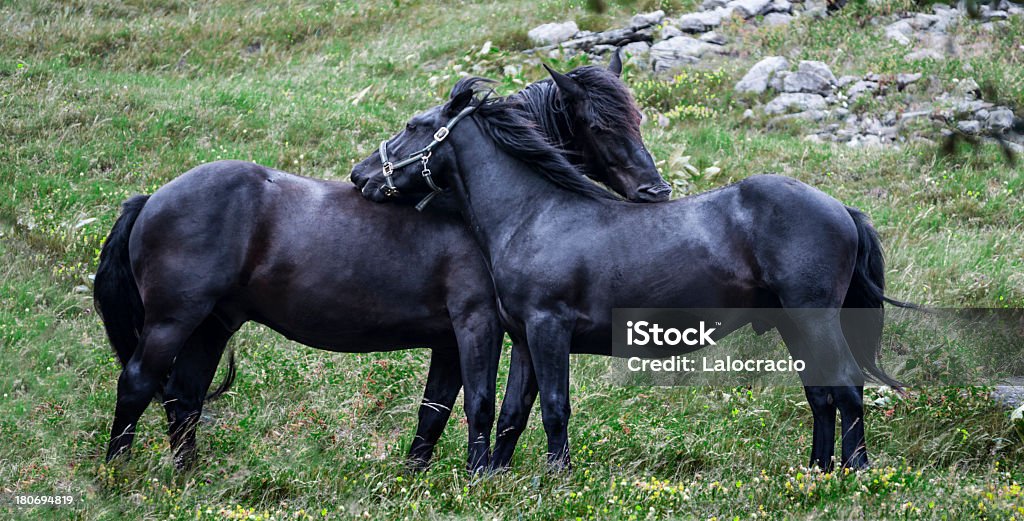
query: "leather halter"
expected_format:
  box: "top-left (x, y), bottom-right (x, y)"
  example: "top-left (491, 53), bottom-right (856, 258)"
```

top-left (378, 91), bottom-right (491, 211)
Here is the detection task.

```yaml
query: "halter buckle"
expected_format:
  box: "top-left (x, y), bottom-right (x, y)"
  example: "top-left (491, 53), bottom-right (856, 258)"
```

top-left (433, 127), bottom-right (449, 142)
top-left (382, 162), bottom-right (394, 176)
top-left (381, 184), bottom-right (399, 197)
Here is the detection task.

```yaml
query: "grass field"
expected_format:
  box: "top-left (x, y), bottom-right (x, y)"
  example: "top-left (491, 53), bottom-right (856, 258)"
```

top-left (2, 0), bottom-right (1023, 519)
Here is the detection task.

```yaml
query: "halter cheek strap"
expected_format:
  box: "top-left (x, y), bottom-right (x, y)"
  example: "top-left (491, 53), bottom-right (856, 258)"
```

top-left (378, 90), bottom-right (493, 211)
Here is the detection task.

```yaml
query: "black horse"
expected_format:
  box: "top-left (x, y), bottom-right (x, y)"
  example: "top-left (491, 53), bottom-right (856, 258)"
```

top-left (94, 58), bottom-right (671, 472)
top-left (352, 77), bottom-right (913, 472)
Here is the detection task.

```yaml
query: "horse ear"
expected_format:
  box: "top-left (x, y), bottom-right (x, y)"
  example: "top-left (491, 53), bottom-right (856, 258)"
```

top-left (608, 49), bottom-right (622, 77)
top-left (445, 87), bottom-right (475, 116)
top-left (543, 63), bottom-right (584, 100)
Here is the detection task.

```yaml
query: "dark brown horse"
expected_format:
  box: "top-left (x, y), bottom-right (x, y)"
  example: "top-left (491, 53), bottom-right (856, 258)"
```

top-left (94, 58), bottom-right (670, 471)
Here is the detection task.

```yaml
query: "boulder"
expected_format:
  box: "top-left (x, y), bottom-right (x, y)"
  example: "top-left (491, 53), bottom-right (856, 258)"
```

top-left (699, 31), bottom-right (728, 45)
top-left (631, 10), bottom-right (665, 29)
top-left (798, 60), bottom-right (836, 84)
top-left (986, 108), bottom-right (1015, 131)
top-left (847, 80), bottom-right (878, 100)
top-left (734, 56), bottom-right (790, 94)
top-left (660, 25), bottom-right (684, 39)
top-left (676, 10), bottom-right (725, 32)
top-left (650, 37), bottom-right (720, 71)
top-left (956, 120), bottom-right (981, 134)
top-left (767, 0), bottom-right (793, 13)
top-left (528, 21), bottom-right (579, 46)
top-left (764, 93), bottom-right (827, 114)
top-left (884, 20), bottom-right (914, 45)
top-left (896, 72), bottom-right (923, 88)
top-left (781, 71), bottom-right (832, 95)
top-left (728, 0), bottom-right (773, 18)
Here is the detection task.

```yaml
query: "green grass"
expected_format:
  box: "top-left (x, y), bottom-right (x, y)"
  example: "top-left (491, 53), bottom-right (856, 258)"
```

top-left (2, 0), bottom-right (1023, 519)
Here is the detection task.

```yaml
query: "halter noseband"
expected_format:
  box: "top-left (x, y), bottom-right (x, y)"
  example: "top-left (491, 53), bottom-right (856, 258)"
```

top-left (378, 91), bottom-right (492, 211)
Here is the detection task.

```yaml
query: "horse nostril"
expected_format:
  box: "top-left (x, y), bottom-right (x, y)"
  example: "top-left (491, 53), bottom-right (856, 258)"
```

top-left (639, 183), bottom-right (672, 200)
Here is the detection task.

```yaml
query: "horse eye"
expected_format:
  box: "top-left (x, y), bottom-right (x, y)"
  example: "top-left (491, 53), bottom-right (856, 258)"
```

top-left (406, 123), bottom-right (416, 132)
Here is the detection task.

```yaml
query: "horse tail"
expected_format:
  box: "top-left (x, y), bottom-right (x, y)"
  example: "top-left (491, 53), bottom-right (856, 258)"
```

top-left (204, 350), bottom-right (236, 401)
top-left (94, 195), bottom-right (150, 368)
top-left (94, 195), bottom-right (236, 402)
top-left (842, 207), bottom-right (911, 390)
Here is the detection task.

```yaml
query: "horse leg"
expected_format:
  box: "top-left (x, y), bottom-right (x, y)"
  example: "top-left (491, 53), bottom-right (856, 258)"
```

top-left (779, 310), bottom-right (866, 472)
top-left (451, 311), bottom-right (502, 473)
top-left (491, 339), bottom-right (538, 470)
top-left (524, 316), bottom-right (572, 471)
top-left (802, 385), bottom-right (838, 472)
top-left (836, 385), bottom-right (868, 469)
top-left (106, 312), bottom-right (208, 462)
top-left (406, 348), bottom-right (462, 470)
top-left (161, 317), bottom-right (232, 470)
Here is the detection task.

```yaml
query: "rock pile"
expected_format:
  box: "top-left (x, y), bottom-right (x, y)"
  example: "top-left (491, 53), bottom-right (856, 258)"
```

top-left (883, 1), bottom-right (1022, 61)
top-left (525, 0), bottom-right (825, 72)
top-left (736, 55), bottom-right (1021, 149)
top-left (524, 3), bottom-right (1022, 150)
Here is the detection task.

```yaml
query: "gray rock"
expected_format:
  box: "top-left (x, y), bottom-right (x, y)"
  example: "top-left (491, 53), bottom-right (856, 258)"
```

top-left (762, 12), bottom-right (794, 25)
top-left (699, 31), bottom-right (728, 45)
top-left (798, 60), bottom-right (837, 84)
top-left (768, 70), bottom-right (789, 92)
top-left (954, 99), bottom-right (993, 114)
top-left (954, 77), bottom-right (981, 100)
top-left (620, 41), bottom-right (651, 55)
top-left (993, 384), bottom-right (1024, 408)
top-left (882, 111), bottom-right (897, 126)
top-left (728, 0), bottom-right (773, 18)
top-left (703, 0), bottom-right (730, 9)
top-left (837, 75), bottom-right (859, 88)
top-left (676, 10), bottom-right (725, 32)
top-left (986, 108), bottom-right (1016, 131)
top-left (660, 25), bottom-right (684, 39)
top-left (904, 48), bottom-right (944, 61)
top-left (861, 116), bottom-right (883, 135)
top-left (743, 108), bottom-right (755, 119)
top-left (782, 71), bottom-right (832, 95)
top-left (767, 0), bottom-right (793, 13)
top-left (884, 20), bottom-right (914, 45)
top-left (734, 56), bottom-right (790, 94)
top-left (772, 109), bottom-right (827, 122)
top-left (528, 21), bottom-right (579, 46)
top-left (804, 0), bottom-right (827, 18)
top-left (957, 120), bottom-right (981, 134)
top-left (631, 10), bottom-right (665, 28)
top-left (976, 108), bottom-right (990, 121)
top-left (896, 72), bottom-right (923, 88)
top-left (983, 9), bottom-right (1010, 20)
top-left (764, 92), bottom-right (827, 114)
top-left (847, 80), bottom-right (878, 100)
top-left (650, 37), bottom-right (720, 72)
top-left (909, 13), bottom-right (941, 30)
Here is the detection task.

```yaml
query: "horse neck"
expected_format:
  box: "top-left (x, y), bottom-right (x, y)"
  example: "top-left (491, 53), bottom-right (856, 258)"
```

top-left (446, 122), bottom-right (598, 256)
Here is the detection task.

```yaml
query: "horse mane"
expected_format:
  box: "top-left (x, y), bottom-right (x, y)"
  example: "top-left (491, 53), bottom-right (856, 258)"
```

top-left (449, 76), bottom-right (620, 202)
top-left (510, 65), bottom-right (642, 151)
